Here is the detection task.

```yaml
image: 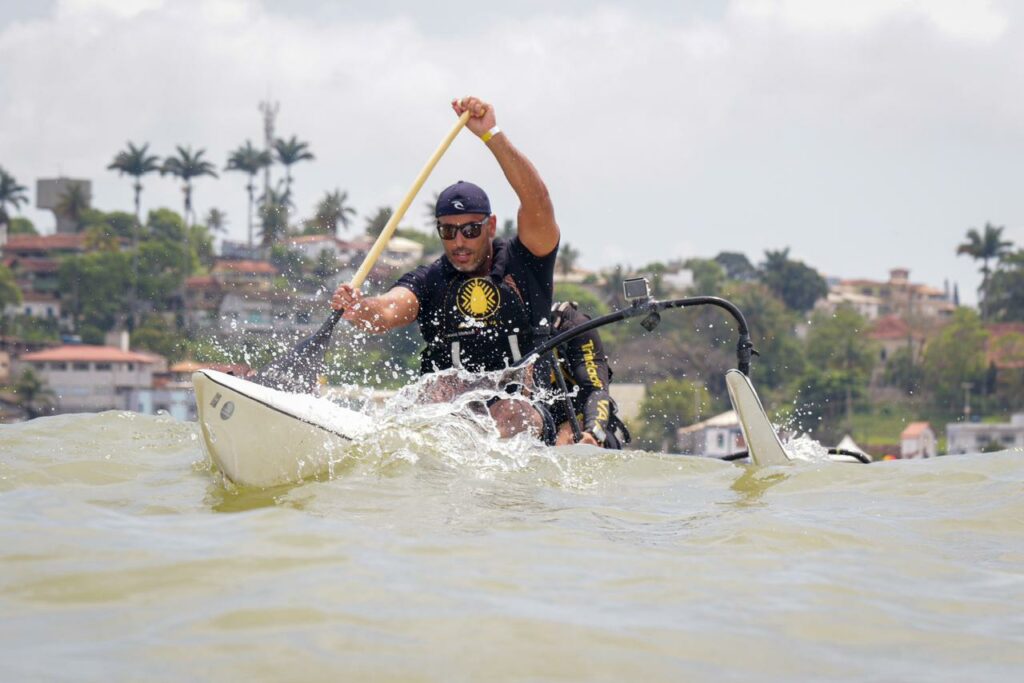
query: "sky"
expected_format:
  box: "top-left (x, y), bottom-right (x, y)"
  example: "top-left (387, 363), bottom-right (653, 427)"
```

top-left (1, 0), bottom-right (1022, 304)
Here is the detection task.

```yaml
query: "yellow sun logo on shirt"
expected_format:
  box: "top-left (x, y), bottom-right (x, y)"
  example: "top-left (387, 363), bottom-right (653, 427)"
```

top-left (457, 278), bottom-right (499, 319)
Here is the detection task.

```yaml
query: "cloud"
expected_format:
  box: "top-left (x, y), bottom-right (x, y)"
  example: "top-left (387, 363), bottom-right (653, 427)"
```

top-left (731, 0), bottom-right (1008, 43)
top-left (0, 0), bottom-right (1020, 305)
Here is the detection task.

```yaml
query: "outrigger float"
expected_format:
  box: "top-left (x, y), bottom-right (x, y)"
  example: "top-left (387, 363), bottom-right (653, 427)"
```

top-left (193, 277), bottom-right (870, 489)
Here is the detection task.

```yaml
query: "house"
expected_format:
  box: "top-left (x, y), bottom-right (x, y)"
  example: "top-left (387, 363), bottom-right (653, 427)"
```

top-left (676, 410), bottom-right (745, 457)
top-left (868, 315), bottom-right (928, 363)
top-left (946, 413), bottom-right (1024, 454)
top-left (210, 259), bottom-right (278, 289)
top-left (36, 178), bottom-right (91, 234)
top-left (900, 422), bottom-right (937, 458)
top-left (14, 344), bottom-right (161, 413)
top-left (284, 235), bottom-right (367, 265)
top-left (3, 292), bottom-right (62, 323)
top-left (2, 233), bottom-right (87, 303)
top-left (823, 268), bottom-right (956, 321)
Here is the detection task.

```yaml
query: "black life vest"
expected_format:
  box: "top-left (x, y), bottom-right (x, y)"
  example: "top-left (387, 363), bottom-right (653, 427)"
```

top-left (416, 239), bottom-right (549, 374)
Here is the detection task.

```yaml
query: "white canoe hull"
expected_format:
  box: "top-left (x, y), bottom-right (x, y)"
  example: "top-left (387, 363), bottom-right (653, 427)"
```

top-left (192, 369), bottom-right (372, 488)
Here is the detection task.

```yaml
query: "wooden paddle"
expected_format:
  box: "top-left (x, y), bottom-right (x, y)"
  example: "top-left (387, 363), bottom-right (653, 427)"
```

top-left (253, 111), bottom-right (471, 393)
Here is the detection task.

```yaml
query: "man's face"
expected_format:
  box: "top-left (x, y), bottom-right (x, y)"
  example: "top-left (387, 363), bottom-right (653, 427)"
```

top-left (438, 214), bottom-right (496, 274)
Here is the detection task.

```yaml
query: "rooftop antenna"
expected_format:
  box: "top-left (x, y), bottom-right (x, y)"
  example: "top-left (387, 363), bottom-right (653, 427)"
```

top-left (259, 97), bottom-right (280, 238)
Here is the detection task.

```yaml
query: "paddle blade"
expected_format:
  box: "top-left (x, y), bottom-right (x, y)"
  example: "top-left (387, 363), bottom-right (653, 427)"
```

top-left (250, 310), bottom-right (343, 394)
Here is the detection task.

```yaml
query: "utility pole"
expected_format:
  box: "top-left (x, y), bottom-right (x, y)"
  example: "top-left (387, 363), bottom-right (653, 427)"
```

top-left (961, 381), bottom-right (972, 421)
top-left (258, 99), bottom-right (279, 249)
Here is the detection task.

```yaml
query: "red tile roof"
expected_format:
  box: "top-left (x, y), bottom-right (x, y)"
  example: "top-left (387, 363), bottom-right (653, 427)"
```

top-left (185, 275), bottom-right (218, 288)
top-left (900, 422), bottom-right (932, 439)
top-left (20, 345), bottom-right (160, 364)
top-left (868, 315), bottom-right (910, 340)
top-left (6, 257), bottom-right (59, 273)
top-left (3, 234), bottom-right (87, 252)
top-left (212, 259), bottom-right (278, 275)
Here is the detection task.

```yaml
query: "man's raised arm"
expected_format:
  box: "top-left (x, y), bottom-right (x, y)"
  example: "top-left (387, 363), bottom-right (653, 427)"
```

top-left (452, 97), bottom-right (559, 258)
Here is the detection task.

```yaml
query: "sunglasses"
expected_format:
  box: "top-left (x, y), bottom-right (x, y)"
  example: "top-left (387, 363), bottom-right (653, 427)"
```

top-left (436, 217), bottom-right (489, 241)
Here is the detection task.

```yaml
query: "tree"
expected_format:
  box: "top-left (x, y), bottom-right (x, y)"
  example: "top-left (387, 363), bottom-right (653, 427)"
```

top-left (957, 222), bottom-right (1013, 319)
top-left (759, 248), bottom-right (828, 312)
top-left (12, 368), bottom-right (56, 419)
top-left (272, 135), bottom-right (314, 199)
top-left (0, 167), bottom-right (29, 228)
top-left (501, 218), bottom-right (516, 240)
top-left (204, 208), bottom-right (228, 235)
top-left (163, 146), bottom-right (218, 283)
top-left (8, 217), bottom-right (36, 235)
top-left (986, 249), bottom-right (1024, 322)
top-left (714, 251), bottom-right (758, 282)
top-left (804, 305), bottom-right (877, 421)
top-left (55, 182), bottom-right (91, 232)
top-left (107, 141), bottom-right (161, 226)
top-left (557, 243), bottom-right (580, 276)
top-left (553, 283), bottom-right (609, 317)
top-left (921, 308), bottom-right (988, 415)
top-left (162, 146), bottom-right (218, 228)
top-left (422, 191), bottom-right (439, 229)
top-left (684, 258), bottom-right (725, 294)
top-left (634, 378), bottom-right (716, 451)
top-left (259, 181), bottom-right (293, 246)
top-left (58, 251), bottom-right (132, 333)
top-left (0, 263), bottom-right (22, 308)
top-left (130, 314), bottom-right (187, 362)
top-left (225, 140), bottom-right (272, 248)
top-left (311, 189), bottom-right (356, 236)
top-left (364, 206), bottom-right (393, 238)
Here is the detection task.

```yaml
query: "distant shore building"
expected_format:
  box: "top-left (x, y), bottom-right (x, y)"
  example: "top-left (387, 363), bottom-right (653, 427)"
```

top-left (15, 344), bottom-right (160, 413)
top-left (676, 410), bottom-right (744, 457)
top-left (900, 422), bottom-right (937, 458)
top-left (946, 413), bottom-right (1024, 454)
top-left (819, 268), bottom-right (955, 321)
top-left (36, 178), bottom-right (91, 234)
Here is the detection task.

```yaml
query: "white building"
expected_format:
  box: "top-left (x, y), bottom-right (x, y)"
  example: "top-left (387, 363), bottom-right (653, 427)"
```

top-left (15, 345), bottom-right (160, 413)
top-left (947, 414), bottom-right (1024, 454)
top-left (676, 410), bottom-right (745, 457)
top-left (900, 422), bottom-right (937, 458)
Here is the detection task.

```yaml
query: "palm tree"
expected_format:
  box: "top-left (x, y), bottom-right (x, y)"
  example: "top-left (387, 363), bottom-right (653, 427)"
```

top-left (557, 243), bottom-right (580, 276)
top-left (225, 140), bottom-right (272, 248)
top-left (258, 181), bottom-right (293, 246)
top-left (273, 135), bottom-right (314, 199)
top-left (163, 146), bottom-right (218, 285)
top-left (957, 222), bottom-right (1013, 318)
top-left (108, 142), bottom-right (161, 329)
top-left (107, 142), bottom-right (161, 226)
top-left (365, 206), bottom-right (393, 239)
top-left (205, 208), bottom-right (228, 234)
top-left (55, 182), bottom-right (91, 232)
top-left (12, 368), bottom-right (56, 420)
top-left (0, 167), bottom-right (29, 228)
top-left (312, 189), bottom-right (356, 236)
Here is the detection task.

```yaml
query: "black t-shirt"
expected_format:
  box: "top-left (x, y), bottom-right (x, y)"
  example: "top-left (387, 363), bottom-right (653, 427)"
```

top-left (393, 237), bottom-right (558, 373)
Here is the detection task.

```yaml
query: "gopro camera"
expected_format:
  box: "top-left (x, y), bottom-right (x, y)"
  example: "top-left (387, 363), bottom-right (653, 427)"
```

top-left (622, 277), bottom-right (651, 303)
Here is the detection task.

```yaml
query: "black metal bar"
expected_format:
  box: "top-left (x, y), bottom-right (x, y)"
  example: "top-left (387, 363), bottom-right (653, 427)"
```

top-left (549, 346), bottom-right (583, 442)
top-left (515, 296), bottom-right (757, 376)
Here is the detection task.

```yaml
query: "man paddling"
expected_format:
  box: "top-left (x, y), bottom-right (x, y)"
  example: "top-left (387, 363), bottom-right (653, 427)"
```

top-left (331, 96), bottom-right (560, 442)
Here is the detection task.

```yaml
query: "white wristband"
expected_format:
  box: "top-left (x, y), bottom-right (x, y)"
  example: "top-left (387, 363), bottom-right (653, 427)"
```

top-left (481, 126), bottom-right (501, 143)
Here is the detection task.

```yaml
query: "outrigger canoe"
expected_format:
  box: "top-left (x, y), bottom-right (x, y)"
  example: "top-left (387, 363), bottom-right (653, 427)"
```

top-left (194, 286), bottom-right (869, 488)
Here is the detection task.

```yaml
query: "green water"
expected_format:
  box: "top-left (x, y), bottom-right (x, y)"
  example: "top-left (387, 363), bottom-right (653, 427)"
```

top-left (1, 411), bottom-right (1022, 682)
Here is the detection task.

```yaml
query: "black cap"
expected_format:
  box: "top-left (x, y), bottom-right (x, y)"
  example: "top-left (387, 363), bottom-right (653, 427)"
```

top-left (435, 181), bottom-right (491, 218)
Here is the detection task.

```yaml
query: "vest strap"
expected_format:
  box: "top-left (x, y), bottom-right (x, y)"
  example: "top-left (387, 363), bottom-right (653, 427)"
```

top-left (508, 334), bottom-right (522, 362)
top-left (450, 341), bottom-right (462, 368)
